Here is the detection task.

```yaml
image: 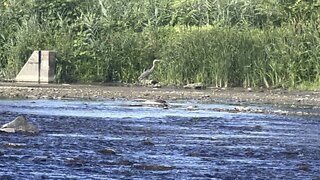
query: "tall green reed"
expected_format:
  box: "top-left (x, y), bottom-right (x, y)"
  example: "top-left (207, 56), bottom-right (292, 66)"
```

top-left (0, 0), bottom-right (319, 89)
top-left (157, 24), bottom-right (320, 88)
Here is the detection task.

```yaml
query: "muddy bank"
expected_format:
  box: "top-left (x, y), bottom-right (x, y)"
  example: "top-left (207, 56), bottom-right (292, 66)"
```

top-left (0, 82), bottom-right (320, 110)
top-left (0, 83), bottom-right (320, 116)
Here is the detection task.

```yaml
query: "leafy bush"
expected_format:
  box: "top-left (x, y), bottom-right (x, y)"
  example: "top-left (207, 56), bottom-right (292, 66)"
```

top-left (0, 0), bottom-right (319, 89)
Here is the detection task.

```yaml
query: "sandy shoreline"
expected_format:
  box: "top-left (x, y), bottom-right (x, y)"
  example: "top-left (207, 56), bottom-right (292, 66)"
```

top-left (0, 82), bottom-right (320, 106)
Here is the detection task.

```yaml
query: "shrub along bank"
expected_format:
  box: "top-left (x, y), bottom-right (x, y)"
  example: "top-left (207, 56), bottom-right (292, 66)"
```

top-left (0, 0), bottom-right (319, 89)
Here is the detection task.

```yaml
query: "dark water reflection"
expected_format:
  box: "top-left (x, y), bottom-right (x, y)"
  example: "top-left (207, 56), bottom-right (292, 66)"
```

top-left (0, 99), bottom-right (319, 179)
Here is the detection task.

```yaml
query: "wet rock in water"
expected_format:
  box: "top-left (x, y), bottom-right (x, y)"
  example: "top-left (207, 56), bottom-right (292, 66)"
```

top-left (273, 109), bottom-right (289, 115)
top-left (187, 151), bottom-right (203, 157)
top-left (282, 150), bottom-right (301, 158)
top-left (118, 159), bottom-right (134, 166)
top-left (244, 148), bottom-right (255, 157)
top-left (101, 159), bottom-right (134, 166)
top-left (133, 164), bottom-right (175, 171)
top-left (142, 99), bottom-right (169, 109)
top-left (187, 105), bottom-right (198, 111)
top-left (142, 138), bottom-right (154, 146)
top-left (3, 143), bottom-right (27, 148)
top-left (65, 157), bottom-right (86, 166)
top-left (183, 83), bottom-right (205, 89)
top-left (297, 163), bottom-right (310, 172)
top-left (32, 156), bottom-right (49, 163)
top-left (0, 127), bottom-right (15, 133)
top-left (99, 148), bottom-right (116, 155)
top-left (234, 106), bottom-right (251, 112)
top-left (253, 125), bottom-right (263, 130)
top-left (0, 115), bottom-right (39, 135)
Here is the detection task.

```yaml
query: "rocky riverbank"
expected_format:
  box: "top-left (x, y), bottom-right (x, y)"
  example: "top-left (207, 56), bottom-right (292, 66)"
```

top-left (0, 82), bottom-right (320, 116)
top-left (0, 83), bottom-right (320, 116)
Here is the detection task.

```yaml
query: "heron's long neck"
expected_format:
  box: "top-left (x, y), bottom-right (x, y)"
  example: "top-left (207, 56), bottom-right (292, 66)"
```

top-left (150, 62), bottom-right (156, 71)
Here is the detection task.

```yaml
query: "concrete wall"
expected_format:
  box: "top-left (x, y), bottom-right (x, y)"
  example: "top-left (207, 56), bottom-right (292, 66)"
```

top-left (15, 50), bottom-right (56, 83)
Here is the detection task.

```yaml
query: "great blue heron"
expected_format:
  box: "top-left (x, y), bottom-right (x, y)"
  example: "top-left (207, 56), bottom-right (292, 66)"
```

top-left (138, 59), bottom-right (162, 81)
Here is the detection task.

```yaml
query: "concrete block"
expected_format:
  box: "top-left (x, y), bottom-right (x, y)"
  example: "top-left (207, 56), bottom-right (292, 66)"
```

top-left (15, 50), bottom-right (56, 83)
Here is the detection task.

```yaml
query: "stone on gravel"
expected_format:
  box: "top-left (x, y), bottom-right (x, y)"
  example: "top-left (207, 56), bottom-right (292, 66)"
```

top-left (140, 79), bottom-right (159, 86)
top-left (0, 115), bottom-right (39, 135)
top-left (183, 83), bottom-right (205, 89)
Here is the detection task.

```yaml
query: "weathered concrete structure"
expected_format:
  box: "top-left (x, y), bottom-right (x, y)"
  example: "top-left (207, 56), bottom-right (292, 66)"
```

top-left (15, 50), bottom-right (56, 83)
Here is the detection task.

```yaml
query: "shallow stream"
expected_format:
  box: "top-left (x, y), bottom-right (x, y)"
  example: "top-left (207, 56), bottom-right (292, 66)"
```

top-left (0, 99), bottom-right (319, 179)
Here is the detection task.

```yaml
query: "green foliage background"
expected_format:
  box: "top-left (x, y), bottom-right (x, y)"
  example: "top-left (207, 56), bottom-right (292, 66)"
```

top-left (0, 0), bottom-right (319, 89)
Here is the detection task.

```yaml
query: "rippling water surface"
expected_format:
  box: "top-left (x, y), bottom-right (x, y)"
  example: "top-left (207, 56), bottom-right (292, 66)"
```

top-left (0, 99), bottom-right (319, 179)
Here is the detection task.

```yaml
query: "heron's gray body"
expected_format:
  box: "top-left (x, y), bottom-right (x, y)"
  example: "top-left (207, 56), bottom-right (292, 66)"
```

top-left (138, 59), bottom-right (161, 81)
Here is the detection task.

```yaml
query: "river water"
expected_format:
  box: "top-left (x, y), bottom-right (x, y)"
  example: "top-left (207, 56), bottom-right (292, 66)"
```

top-left (0, 99), bottom-right (319, 179)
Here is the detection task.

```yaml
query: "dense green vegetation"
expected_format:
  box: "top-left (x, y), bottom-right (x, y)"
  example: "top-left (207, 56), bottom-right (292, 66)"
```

top-left (0, 0), bottom-right (319, 89)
